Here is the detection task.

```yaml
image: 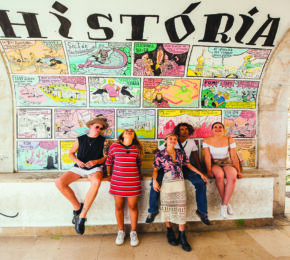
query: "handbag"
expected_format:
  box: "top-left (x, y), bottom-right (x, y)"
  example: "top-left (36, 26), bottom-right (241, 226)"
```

top-left (228, 137), bottom-right (243, 172)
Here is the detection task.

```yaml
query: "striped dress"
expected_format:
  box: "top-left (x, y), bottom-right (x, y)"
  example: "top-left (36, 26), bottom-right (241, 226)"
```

top-left (106, 142), bottom-right (142, 197)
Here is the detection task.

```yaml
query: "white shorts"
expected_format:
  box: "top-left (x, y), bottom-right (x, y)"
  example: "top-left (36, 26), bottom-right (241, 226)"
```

top-left (70, 166), bottom-right (103, 178)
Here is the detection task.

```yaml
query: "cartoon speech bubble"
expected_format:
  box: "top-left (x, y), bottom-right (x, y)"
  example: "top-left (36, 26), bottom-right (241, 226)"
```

top-left (134, 43), bottom-right (157, 54)
top-left (209, 47), bottom-right (248, 58)
top-left (163, 44), bottom-right (189, 54)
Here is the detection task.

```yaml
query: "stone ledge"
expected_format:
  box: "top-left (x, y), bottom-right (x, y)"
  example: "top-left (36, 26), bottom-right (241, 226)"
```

top-left (0, 169), bottom-right (278, 183)
top-left (0, 218), bottom-right (274, 237)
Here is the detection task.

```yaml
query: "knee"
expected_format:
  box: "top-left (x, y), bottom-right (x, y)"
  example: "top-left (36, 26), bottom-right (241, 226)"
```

top-left (227, 176), bottom-right (237, 184)
top-left (215, 174), bottom-right (224, 182)
top-left (55, 178), bottom-right (65, 190)
top-left (115, 204), bottom-right (124, 212)
top-left (128, 203), bottom-right (138, 211)
top-left (90, 178), bottom-right (101, 188)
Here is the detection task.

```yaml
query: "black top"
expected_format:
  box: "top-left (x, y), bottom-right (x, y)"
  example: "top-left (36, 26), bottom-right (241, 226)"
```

top-left (74, 134), bottom-right (106, 170)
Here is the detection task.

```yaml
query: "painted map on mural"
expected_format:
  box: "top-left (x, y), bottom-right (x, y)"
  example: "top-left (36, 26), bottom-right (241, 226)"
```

top-left (0, 40), bottom-right (68, 74)
top-left (141, 141), bottom-right (158, 169)
top-left (13, 75), bottom-right (87, 107)
top-left (236, 139), bottom-right (256, 167)
top-left (133, 43), bottom-right (189, 76)
top-left (60, 141), bottom-right (75, 170)
top-left (143, 78), bottom-right (200, 108)
top-left (117, 110), bottom-right (155, 139)
top-left (17, 109), bottom-right (52, 139)
top-left (89, 77), bottom-right (141, 107)
top-left (158, 110), bottom-right (221, 138)
top-left (187, 46), bottom-right (271, 79)
top-left (224, 110), bottom-right (256, 138)
top-left (65, 41), bottom-right (131, 75)
top-left (54, 109), bottom-right (115, 139)
top-left (201, 79), bottom-right (259, 109)
top-left (17, 141), bottom-right (58, 171)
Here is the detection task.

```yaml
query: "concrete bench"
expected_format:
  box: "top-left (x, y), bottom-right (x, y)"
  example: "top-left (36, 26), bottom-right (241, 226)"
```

top-left (0, 169), bottom-right (275, 236)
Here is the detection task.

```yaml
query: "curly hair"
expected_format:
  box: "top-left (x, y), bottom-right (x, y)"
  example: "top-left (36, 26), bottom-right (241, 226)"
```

top-left (172, 122), bottom-right (195, 136)
top-left (117, 129), bottom-right (144, 158)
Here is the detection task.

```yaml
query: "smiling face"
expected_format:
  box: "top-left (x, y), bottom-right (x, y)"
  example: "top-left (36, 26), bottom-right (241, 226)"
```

top-left (123, 129), bottom-right (135, 140)
top-left (165, 135), bottom-right (178, 148)
top-left (212, 123), bottom-right (224, 136)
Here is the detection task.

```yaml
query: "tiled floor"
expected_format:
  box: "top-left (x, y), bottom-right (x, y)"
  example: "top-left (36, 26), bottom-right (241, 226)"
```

top-left (1, 216), bottom-right (290, 260)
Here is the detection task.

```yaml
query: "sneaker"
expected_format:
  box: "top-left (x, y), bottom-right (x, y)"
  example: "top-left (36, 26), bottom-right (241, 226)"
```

top-left (145, 212), bottom-right (159, 224)
top-left (195, 210), bottom-right (211, 226)
top-left (227, 204), bottom-right (234, 215)
top-left (220, 204), bottom-right (228, 219)
top-left (115, 230), bottom-right (126, 245)
top-left (130, 231), bottom-right (139, 247)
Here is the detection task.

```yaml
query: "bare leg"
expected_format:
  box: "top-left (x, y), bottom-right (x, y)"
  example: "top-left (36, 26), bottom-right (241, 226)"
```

top-left (212, 165), bottom-right (226, 201)
top-left (127, 196), bottom-right (139, 231)
top-left (114, 196), bottom-right (125, 230)
top-left (79, 171), bottom-right (102, 218)
top-left (179, 224), bottom-right (185, 231)
top-left (222, 166), bottom-right (238, 205)
top-left (165, 222), bottom-right (172, 228)
top-left (55, 171), bottom-right (81, 210)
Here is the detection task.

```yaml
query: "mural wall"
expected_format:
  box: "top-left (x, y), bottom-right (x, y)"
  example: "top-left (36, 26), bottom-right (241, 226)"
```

top-left (0, 39), bottom-right (268, 171)
top-left (1, 0), bottom-right (286, 172)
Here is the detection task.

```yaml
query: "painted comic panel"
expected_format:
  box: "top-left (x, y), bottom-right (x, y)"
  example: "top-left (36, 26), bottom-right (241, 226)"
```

top-left (89, 77), bottom-right (141, 107)
top-left (158, 110), bottom-right (221, 138)
top-left (143, 78), bottom-right (200, 108)
top-left (60, 141), bottom-right (75, 170)
top-left (0, 40), bottom-right (68, 74)
top-left (13, 75), bottom-right (87, 107)
top-left (117, 110), bottom-right (155, 139)
top-left (65, 41), bottom-right (131, 76)
top-left (187, 46), bottom-right (271, 79)
top-left (236, 139), bottom-right (256, 167)
top-left (140, 141), bottom-right (158, 169)
top-left (54, 109), bottom-right (115, 139)
top-left (17, 141), bottom-right (58, 171)
top-left (224, 110), bottom-right (256, 138)
top-left (17, 109), bottom-right (52, 139)
top-left (133, 43), bottom-right (189, 77)
top-left (201, 79), bottom-right (259, 109)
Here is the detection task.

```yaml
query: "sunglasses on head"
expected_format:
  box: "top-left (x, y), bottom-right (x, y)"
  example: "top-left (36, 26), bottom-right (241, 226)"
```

top-left (95, 126), bottom-right (104, 130)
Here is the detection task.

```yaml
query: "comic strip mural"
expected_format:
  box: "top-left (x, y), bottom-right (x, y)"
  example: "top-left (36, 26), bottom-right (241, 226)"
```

top-left (0, 40), bottom-right (68, 74)
top-left (133, 43), bottom-right (189, 77)
top-left (187, 46), bottom-right (271, 79)
top-left (89, 77), bottom-right (141, 107)
top-left (65, 42), bottom-right (131, 76)
top-left (13, 75), bottom-right (87, 107)
top-left (143, 78), bottom-right (200, 108)
top-left (201, 79), bottom-right (259, 109)
top-left (0, 3), bottom-right (278, 172)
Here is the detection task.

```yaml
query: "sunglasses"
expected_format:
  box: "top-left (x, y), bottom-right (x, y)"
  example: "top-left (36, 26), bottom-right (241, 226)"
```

top-left (95, 126), bottom-right (104, 130)
top-left (125, 129), bottom-right (134, 133)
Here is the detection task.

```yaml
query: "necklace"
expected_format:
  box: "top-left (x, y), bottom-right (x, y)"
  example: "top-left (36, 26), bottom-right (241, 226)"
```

top-left (120, 142), bottom-right (133, 154)
top-left (87, 136), bottom-right (98, 146)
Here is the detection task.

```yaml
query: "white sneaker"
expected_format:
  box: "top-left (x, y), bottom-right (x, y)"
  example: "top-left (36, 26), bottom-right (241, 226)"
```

top-left (130, 231), bottom-right (139, 247)
top-left (115, 230), bottom-right (126, 245)
top-left (220, 204), bottom-right (228, 219)
top-left (227, 204), bottom-right (234, 215)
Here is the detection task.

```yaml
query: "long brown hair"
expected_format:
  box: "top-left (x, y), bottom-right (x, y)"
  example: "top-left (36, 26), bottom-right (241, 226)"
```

top-left (117, 129), bottom-right (144, 158)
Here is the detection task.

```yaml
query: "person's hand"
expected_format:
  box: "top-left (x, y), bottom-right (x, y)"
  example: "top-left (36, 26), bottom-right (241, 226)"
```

top-left (153, 180), bottom-right (160, 192)
top-left (76, 160), bottom-right (85, 168)
top-left (207, 170), bottom-right (214, 179)
top-left (237, 172), bottom-right (243, 179)
top-left (200, 174), bottom-right (209, 185)
top-left (153, 149), bottom-right (160, 154)
top-left (84, 160), bottom-right (96, 168)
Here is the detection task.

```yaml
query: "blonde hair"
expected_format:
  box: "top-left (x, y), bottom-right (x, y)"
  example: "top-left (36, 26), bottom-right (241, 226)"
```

top-left (117, 129), bottom-right (144, 158)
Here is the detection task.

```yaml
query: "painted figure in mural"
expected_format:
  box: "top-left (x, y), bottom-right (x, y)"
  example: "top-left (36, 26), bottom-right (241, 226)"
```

top-left (103, 79), bottom-right (120, 101)
top-left (152, 92), bottom-right (170, 108)
top-left (151, 133), bottom-right (207, 252)
top-left (55, 117), bottom-right (109, 235)
top-left (106, 129), bottom-right (144, 247)
top-left (146, 122), bottom-right (210, 228)
top-left (203, 122), bottom-right (243, 219)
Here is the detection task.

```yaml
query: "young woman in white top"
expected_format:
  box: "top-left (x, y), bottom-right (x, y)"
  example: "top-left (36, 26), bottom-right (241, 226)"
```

top-left (203, 122), bottom-right (242, 218)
